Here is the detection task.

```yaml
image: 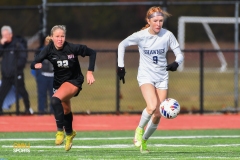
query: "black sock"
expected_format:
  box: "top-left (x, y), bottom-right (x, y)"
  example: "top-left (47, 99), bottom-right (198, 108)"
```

top-left (51, 97), bottom-right (64, 131)
top-left (64, 112), bottom-right (73, 135)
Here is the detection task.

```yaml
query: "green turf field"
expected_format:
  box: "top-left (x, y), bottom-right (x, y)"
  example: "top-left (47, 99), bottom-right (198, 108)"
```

top-left (0, 129), bottom-right (240, 160)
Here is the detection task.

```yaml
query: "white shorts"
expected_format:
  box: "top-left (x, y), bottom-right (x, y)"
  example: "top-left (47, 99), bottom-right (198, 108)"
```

top-left (138, 79), bottom-right (168, 89)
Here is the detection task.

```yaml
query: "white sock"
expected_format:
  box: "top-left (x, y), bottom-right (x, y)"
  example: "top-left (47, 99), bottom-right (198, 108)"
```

top-left (142, 118), bottom-right (159, 140)
top-left (138, 108), bottom-right (151, 129)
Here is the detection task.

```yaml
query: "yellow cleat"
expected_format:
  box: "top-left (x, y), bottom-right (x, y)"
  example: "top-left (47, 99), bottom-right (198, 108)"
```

top-left (140, 139), bottom-right (149, 154)
top-left (65, 130), bottom-right (77, 151)
top-left (133, 127), bottom-right (144, 147)
top-left (55, 131), bottom-right (64, 145)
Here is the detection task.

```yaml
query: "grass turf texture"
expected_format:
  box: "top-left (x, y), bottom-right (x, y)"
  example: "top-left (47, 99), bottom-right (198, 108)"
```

top-left (0, 129), bottom-right (240, 160)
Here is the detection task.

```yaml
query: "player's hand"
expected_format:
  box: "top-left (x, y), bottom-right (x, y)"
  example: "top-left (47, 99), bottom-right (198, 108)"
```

top-left (0, 37), bottom-right (7, 45)
top-left (86, 71), bottom-right (95, 85)
top-left (117, 67), bottom-right (126, 84)
top-left (34, 63), bottom-right (42, 69)
top-left (166, 61), bottom-right (179, 71)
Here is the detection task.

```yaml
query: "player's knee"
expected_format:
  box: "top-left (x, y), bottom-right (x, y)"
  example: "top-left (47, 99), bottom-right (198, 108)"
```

top-left (146, 108), bottom-right (155, 115)
top-left (146, 104), bottom-right (158, 114)
top-left (51, 97), bottom-right (63, 115)
top-left (51, 97), bottom-right (61, 106)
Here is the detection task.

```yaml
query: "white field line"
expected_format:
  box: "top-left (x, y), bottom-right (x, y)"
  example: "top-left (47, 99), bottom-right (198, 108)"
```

top-left (0, 135), bottom-right (240, 141)
top-left (2, 144), bottom-right (240, 149)
top-left (1, 135), bottom-right (240, 149)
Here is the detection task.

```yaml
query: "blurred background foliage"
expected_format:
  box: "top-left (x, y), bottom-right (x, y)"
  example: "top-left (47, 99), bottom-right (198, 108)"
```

top-left (0, 0), bottom-right (237, 42)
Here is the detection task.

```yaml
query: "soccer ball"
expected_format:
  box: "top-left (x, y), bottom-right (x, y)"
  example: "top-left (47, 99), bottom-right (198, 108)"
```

top-left (159, 98), bottom-right (180, 119)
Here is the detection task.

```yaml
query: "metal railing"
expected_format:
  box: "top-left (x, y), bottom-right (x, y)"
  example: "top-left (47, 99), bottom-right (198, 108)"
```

top-left (0, 49), bottom-right (239, 115)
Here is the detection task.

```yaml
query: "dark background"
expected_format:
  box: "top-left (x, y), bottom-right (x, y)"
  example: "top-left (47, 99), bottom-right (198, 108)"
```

top-left (0, 0), bottom-right (237, 43)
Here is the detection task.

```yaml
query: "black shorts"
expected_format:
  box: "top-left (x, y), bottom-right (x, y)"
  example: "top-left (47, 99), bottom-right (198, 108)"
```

top-left (53, 78), bottom-right (84, 97)
top-left (67, 79), bottom-right (83, 96)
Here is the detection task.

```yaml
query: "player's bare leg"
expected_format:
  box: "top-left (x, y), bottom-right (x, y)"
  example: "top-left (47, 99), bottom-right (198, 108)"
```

top-left (133, 84), bottom-right (157, 151)
top-left (53, 82), bottom-right (78, 151)
top-left (140, 87), bottom-right (167, 153)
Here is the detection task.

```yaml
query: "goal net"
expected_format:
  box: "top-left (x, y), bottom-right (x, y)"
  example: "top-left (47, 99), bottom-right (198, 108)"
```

top-left (178, 16), bottom-right (240, 72)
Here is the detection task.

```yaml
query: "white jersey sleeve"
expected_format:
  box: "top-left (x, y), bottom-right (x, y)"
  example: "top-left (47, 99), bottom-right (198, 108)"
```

top-left (169, 33), bottom-right (184, 65)
top-left (172, 47), bottom-right (184, 65)
top-left (118, 32), bottom-right (139, 67)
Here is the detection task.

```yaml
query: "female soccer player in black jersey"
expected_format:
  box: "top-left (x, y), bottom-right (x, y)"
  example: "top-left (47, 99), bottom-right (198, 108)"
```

top-left (31, 25), bottom-right (96, 151)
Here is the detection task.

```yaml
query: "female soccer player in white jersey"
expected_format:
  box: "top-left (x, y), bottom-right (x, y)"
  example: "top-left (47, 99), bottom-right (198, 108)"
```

top-left (117, 6), bottom-right (184, 153)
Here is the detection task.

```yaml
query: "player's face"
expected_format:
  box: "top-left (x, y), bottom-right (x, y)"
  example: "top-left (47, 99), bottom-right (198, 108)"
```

top-left (51, 29), bottom-right (65, 50)
top-left (147, 16), bottom-right (164, 35)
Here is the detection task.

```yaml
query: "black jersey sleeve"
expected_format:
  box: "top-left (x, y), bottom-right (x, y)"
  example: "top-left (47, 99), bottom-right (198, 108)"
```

top-left (73, 44), bottom-right (97, 71)
top-left (87, 48), bottom-right (97, 71)
top-left (30, 46), bottom-right (48, 69)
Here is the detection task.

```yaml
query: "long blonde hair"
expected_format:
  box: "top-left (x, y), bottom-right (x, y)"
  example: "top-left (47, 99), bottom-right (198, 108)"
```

top-left (141, 6), bottom-right (171, 30)
top-left (50, 25), bottom-right (66, 36)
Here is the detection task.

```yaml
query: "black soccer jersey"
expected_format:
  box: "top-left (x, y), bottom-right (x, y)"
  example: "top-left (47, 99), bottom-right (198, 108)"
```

top-left (31, 41), bottom-right (96, 89)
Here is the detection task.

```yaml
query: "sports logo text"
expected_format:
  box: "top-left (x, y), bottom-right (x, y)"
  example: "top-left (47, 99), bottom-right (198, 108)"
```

top-left (13, 142), bottom-right (30, 153)
top-left (144, 49), bottom-right (165, 55)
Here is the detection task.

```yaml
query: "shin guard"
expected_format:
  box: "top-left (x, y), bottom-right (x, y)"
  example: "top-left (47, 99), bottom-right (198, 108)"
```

top-left (64, 112), bottom-right (73, 135)
top-left (51, 97), bottom-right (64, 131)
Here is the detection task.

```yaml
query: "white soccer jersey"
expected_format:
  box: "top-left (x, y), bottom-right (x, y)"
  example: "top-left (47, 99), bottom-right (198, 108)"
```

top-left (118, 27), bottom-right (184, 82)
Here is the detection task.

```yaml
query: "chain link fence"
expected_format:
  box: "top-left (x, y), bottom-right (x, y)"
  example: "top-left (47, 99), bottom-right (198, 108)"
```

top-left (0, 49), bottom-right (239, 115)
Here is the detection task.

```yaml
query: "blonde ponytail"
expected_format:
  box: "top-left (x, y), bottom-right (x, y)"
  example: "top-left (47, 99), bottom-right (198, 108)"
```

top-left (44, 36), bottom-right (52, 45)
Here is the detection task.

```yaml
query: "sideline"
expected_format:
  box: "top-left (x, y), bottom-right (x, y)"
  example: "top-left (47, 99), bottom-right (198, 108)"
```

top-left (0, 114), bottom-right (240, 132)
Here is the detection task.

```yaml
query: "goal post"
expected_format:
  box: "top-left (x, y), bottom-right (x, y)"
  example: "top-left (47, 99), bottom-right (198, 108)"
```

top-left (178, 16), bottom-right (240, 72)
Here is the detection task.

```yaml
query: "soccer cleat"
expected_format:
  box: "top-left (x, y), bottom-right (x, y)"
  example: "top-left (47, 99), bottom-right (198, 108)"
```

top-left (65, 130), bottom-right (77, 151)
top-left (140, 139), bottom-right (149, 154)
top-left (55, 131), bottom-right (64, 145)
top-left (133, 127), bottom-right (144, 147)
